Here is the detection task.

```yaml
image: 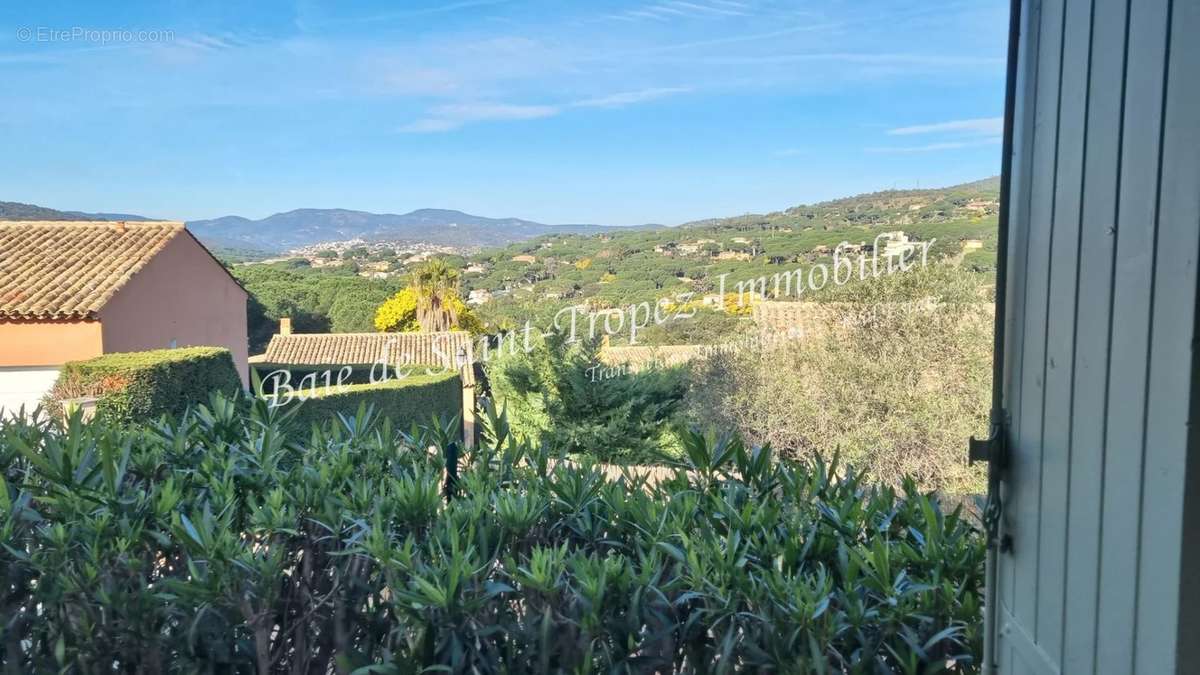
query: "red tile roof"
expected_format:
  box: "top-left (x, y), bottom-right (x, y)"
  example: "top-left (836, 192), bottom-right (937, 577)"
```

top-left (260, 331), bottom-right (475, 370)
top-left (0, 220), bottom-right (185, 320)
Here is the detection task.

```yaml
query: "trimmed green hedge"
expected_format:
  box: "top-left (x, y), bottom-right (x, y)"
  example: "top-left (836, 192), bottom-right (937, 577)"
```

top-left (47, 347), bottom-right (242, 425)
top-left (275, 371), bottom-right (462, 434)
top-left (253, 363), bottom-right (443, 395)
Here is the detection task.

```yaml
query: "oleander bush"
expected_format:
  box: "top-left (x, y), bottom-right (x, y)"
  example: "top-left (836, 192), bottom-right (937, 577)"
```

top-left (44, 346), bottom-right (242, 425)
top-left (0, 393), bottom-right (984, 673)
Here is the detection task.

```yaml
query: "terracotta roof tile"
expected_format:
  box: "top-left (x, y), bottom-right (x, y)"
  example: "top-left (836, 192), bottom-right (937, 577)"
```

top-left (0, 220), bottom-right (185, 320)
top-left (261, 331), bottom-right (475, 371)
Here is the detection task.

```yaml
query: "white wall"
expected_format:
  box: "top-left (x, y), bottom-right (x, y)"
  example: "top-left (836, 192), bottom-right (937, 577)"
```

top-left (0, 367), bottom-right (61, 417)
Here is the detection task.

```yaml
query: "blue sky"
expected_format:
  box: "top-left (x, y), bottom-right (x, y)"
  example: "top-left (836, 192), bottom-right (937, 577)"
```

top-left (0, 1), bottom-right (1008, 226)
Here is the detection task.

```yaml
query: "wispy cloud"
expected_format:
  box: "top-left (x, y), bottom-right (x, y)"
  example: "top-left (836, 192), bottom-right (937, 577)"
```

top-left (299, 0), bottom-right (513, 29)
top-left (149, 30), bottom-right (269, 67)
top-left (172, 32), bottom-right (246, 52)
top-left (393, 118), bottom-right (463, 133)
top-left (398, 102), bottom-right (560, 132)
top-left (887, 116), bottom-right (1003, 136)
top-left (608, 0), bottom-right (749, 22)
top-left (572, 86), bottom-right (691, 108)
top-left (865, 137), bottom-right (1002, 153)
top-left (399, 87), bottom-right (690, 132)
top-left (867, 116), bottom-right (1003, 153)
top-left (682, 52), bottom-right (1003, 68)
top-left (667, 1), bottom-right (748, 16)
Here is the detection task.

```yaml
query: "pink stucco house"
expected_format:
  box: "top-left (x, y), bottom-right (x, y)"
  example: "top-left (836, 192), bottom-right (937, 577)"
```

top-left (0, 220), bottom-right (248, 414)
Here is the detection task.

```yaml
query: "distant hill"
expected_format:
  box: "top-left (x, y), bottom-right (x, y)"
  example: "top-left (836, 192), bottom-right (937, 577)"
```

top-left (681, 176), bottom-right (1001, 231)
top-left (187, 177), bottom-right (1000, 253)
top-left (87, 212), bottom-right (157, 222)
top-left (4, 177), bottom-right (999, 255)
top-left (186, 208), bottom-right (619, 252)
top-left (0, 201), bottom-right (157, 222)
top-left (0, 200), bottom-right (622, 254)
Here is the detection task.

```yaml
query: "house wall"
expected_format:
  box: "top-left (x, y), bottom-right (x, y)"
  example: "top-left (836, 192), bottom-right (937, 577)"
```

top-left (99, 233), bottom-right (249, 387)
top-left (994, 0), bottom-right (1200, 672)
top-left (0, 319), bottom-right (104, 366)
top-left (0, 320), bottom-right (103, 415)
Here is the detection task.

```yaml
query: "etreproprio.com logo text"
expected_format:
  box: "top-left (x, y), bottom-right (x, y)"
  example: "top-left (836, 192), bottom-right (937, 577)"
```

top-left (16, 26), bottom-right (175, 44)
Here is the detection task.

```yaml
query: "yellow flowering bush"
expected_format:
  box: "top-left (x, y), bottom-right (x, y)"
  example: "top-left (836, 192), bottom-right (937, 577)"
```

top-left (374, 287), bottom-right (484, 333)
top-left (722, 292), bottom-right (756, 316)
top-left (373, 288), bottom-right (421, 332)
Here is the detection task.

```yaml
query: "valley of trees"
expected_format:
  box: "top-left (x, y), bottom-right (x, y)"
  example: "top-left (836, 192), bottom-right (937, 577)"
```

top-left (232, 177), bottom-right (1000, 351)
top-left (235, 262), bottom-right (405, 351)
top-left (227, 178), bottom-right (998, 494)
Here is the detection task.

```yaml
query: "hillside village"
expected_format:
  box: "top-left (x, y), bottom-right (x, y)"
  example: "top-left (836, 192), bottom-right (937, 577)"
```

top-left (0, 178), bottom-right (1000, 470)
top-left (224, 178), bottom-right (998, 348)
top-left (249, 240), bottom-right (466, 279)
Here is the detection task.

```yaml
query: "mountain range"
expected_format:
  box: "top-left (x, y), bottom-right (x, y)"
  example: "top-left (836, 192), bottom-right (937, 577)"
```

top-left (0, 200), bottom-right (618, 253)
top-left (186, 209), bottom-right (619, 252)
top-left (2, 176), bottom-right (1000, 255)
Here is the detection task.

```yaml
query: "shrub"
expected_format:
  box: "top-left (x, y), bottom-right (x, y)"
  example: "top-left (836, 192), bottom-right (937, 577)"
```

top-left (373, 286), bottom-right (421, 331)
top-left (0, 395), bottom-right (984, 673)
top-left (252, 363), bottom-right (443, 394)
top-left (686, 266), bottom-right (991, 494)
top-left (45, 347), bottom-right (242, 425)
top-left (273, 370), bottom-right (462, 434)
top-left (486, 333), bottom-right (686, 463)
top-left (962, 248), bottom-right (998, 273)
top-left (374, 288), bottom-right (482, 333)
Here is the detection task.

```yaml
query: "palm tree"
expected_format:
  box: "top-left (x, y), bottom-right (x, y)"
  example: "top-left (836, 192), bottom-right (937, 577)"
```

top-left (410, 259), bottom-right (461, 332)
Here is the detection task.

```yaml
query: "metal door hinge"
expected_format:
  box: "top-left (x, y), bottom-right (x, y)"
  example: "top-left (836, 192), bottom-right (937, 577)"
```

top-left (969, 411), bottom-right (1009, 469)
top-left (971, 410), bottom-right (1011, 552)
